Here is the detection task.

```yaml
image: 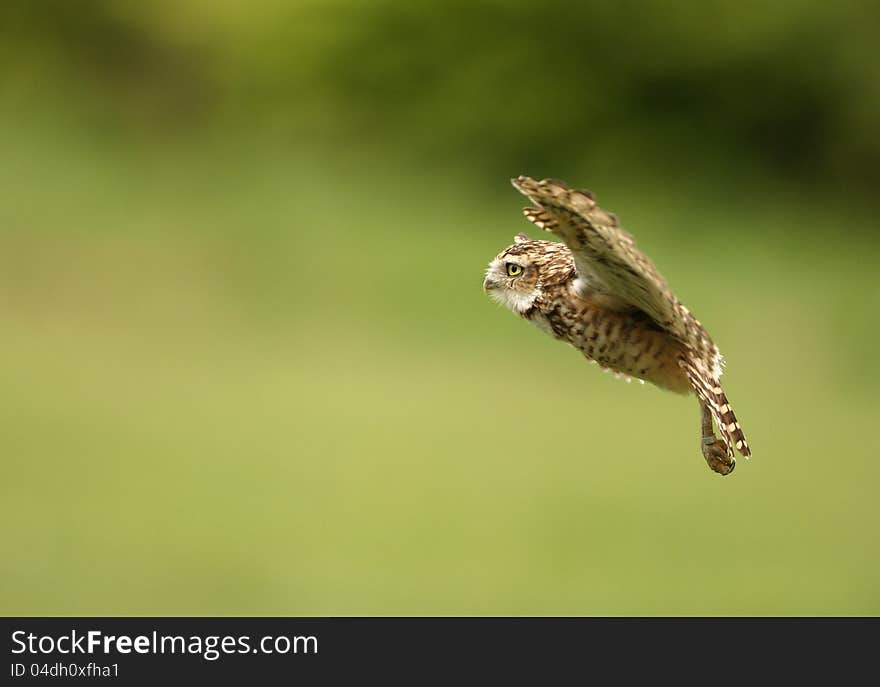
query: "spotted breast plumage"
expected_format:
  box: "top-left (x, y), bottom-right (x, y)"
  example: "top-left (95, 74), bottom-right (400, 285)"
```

top-left (483, 176), bottom-right (750, 475)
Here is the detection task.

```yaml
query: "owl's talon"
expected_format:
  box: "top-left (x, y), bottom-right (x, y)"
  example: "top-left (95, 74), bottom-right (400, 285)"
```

top-left (701, 438), bottom-right (735, 476)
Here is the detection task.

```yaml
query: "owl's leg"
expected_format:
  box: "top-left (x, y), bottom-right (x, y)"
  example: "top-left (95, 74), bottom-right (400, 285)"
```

top-left (700, 401), bottom-right (735, 476)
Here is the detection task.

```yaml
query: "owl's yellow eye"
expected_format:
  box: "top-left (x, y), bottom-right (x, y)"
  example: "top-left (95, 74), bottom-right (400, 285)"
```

top-left (506, 263), bottom-right (523, 277)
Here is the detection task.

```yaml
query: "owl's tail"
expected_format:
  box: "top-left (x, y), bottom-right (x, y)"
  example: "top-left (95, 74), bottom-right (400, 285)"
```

top-left (680, 354), bottom-right (751, 458)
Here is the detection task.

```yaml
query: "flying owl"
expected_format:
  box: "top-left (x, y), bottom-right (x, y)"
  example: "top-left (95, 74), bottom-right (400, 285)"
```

top-left (483, 176), bottom-right (750, 475)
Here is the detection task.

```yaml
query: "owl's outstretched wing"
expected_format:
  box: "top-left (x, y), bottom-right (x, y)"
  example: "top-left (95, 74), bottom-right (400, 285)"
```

top-left (511, 175), bottom-right (720, 374)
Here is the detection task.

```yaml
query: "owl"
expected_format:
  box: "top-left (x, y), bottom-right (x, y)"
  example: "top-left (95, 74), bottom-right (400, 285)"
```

top-left (483, 176), bottom-right (750, 475)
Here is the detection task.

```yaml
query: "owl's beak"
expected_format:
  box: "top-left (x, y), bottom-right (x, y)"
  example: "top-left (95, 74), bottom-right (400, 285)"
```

top-left (482, 277), bottom-right (498, 293)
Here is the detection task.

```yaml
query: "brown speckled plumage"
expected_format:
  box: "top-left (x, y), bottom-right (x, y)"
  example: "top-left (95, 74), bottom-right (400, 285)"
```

top-left (483, 176), bottom-right (750, 476)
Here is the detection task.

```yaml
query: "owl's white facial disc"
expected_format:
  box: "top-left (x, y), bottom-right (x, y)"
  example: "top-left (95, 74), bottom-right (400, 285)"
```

top-left (489, 285), bottom-right (538, 313)
top-left (484, 259), bottom-right (540, 314)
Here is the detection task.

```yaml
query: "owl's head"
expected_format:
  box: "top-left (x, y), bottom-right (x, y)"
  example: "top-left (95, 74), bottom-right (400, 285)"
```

top-left (483, 233), bottom-right (573, 314)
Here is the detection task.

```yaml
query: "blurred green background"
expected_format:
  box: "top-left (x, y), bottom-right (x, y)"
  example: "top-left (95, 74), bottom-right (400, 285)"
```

top-left (2, 1), bottom-right (879, 615)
